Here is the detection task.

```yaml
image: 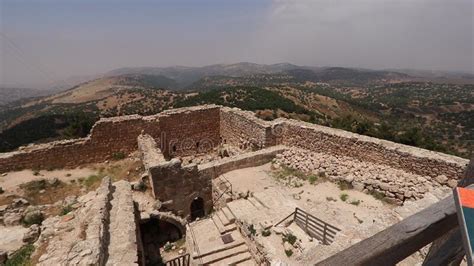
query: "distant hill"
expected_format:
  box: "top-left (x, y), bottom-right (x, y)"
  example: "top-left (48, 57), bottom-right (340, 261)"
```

top-left (0, 62), bottom-right (472, 157)
top-left (0, 87), bottom-right (55, 106)
top-left (106, 62), bottom-right (303, 89)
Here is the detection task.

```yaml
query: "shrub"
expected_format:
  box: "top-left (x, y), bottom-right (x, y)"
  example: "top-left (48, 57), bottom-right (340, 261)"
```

top-left (111, 152), bottom-right (126, 160)
top-left (262, 229), bottom-right (271, 237)
top-left (326, 196), bottom-right (337, 202)
top-left (61, 205), bottom-right (74, 216)
top-left (283, 233), bottom-right (297, 245)
top-left (338, 180), bottom-right (352, 190)
top-left (350, 200), bottom-right (361, 206)
top-left (20, 179), bottom-right (47, 192)
top-left (308, 175), bottom-right (318, 184)
top-left (285, 249), bottom-right (293, 257)
top-left (81, 174), bottom-right (102, 188)
top-left (163, 242), bottom-right (173, 252)
top-left (5, 244), bottom-right (35, 266)
top-left (248, 224), bottom-right (256, 236)
top-left (370, 191), bottom-right (386, 201)
top-left (340, 193), bottom-right (349, 202)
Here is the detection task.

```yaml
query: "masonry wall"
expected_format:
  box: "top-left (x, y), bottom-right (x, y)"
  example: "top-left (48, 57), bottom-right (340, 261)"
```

top-left (148, 159), bottom-right (212, 219)
top-left (159, 106), bottom-right (221, 158)
top-left (0, 105), bottom-right (220, 173)
top-left (220, 107), bottom-right (276, 151)
top-left (0, 105), bottom-right (468, 180)
top-left (277, 120), bottom-right (468, 179)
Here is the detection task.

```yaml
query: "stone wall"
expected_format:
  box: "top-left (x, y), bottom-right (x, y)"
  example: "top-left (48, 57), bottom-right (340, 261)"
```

top-left (198, 145), bottom-right (288, 180)
top-left (0, 105), bottom-right (468, 182)
top-left (159, 106), bottom-right (221, 158)
top-left (137, 134), bottom-right (166, 172)
top-left (220, 107), bottom-right (275, 151)
top-left (107, 180), bottom-right (141, 265)
top-left (0, 105), bottom-right (220, 173)
top-left (148, 159), bottom-right (212, 219)
top-left (276, 120), bottom-right (468, 179)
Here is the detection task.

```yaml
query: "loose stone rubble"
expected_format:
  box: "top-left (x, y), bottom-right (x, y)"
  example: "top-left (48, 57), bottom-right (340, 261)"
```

top-left (274, 148), bottom-right (454, 205)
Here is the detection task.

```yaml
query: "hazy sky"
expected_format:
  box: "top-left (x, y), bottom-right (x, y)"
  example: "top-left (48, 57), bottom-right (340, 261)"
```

top-left (1, 0), bottom-right (473, 87)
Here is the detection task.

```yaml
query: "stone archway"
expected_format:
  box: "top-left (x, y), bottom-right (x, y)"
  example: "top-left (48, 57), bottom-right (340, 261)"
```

top-left (139, 212), bottom-right (187, 265)
top-left (190, 197), bottom-right (205, 221)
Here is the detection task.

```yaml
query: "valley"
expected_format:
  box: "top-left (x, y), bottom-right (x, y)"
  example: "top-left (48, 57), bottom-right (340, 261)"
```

top-left (0, 63), bottom-right (472, 158)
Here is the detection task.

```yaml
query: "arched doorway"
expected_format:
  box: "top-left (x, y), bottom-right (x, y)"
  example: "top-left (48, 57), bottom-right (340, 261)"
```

top-left (140, 217), bottom-right (183, 265)
top-left (190, 197), bottom-right (205, 221)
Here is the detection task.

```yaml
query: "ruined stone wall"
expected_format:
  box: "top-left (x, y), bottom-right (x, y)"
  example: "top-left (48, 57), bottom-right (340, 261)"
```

top-left (0, 115), bottom-right (160, 172)
top-left (198, 145), bottom-right (287, 180)
top-left (0, 105), bottom-right (221, 173)
top-left (159, 106), bottom-right (221, 158)
top-left (219, 107), bottom-right (276, 150)
top-left (277, 120), bottom-right (468, 179)
top-left (148, 159), bottom-right (212, 219)
top-left (0, 105), bottom-right (468, 180)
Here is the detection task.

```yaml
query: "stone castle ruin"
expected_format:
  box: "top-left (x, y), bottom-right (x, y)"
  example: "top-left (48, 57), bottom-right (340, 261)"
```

top-left (0, 105), bottom-right (469, 265)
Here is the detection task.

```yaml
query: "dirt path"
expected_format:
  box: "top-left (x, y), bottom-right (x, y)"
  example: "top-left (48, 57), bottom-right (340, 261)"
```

top-left (0, 168), bottom-right (97, 194)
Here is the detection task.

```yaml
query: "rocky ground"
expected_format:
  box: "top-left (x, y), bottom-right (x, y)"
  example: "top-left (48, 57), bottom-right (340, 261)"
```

top-left (274, 148), bottom-right (454, 205)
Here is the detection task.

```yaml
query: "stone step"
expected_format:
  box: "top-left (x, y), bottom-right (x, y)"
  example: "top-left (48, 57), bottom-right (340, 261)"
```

top-left (247, 196), bottom-right (265, 209)
top-left (216, 209), bottom-right (232, 226)
top-left (212, 214), bottom-right (237, 235)
top-left (194, 240), bottom-right (245, 259)
top-left (200, 242), bottom-right (249, 265)
top-left (222, 206), bottom-right (236, 223)
top-left (215, 251), bottom-right (253, 265)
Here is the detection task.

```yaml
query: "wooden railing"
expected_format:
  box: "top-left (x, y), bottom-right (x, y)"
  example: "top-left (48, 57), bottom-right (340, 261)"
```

top-left (274, 207), bottom-right (340, 245)
top-left (317, 158), bottom-right (474, 266)
top-left (165, 253), bottom-right (190, 266)
top-left (294, 208), bottom-right (340, 245)
top-left (235, 218), bottom-right (271, 265)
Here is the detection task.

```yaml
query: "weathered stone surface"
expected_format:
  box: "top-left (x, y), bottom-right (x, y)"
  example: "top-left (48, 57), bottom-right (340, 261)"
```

top-left (23, 224), bottom-right (40, 243)
top-left (0, 250), bottom-right (7, 264)
top-left (38, 177), bottom-right (112, 266)
top-left (274, 148), bottom-right (461, 204)
top-left (106, 180), bottom-right (140, 265)
top-left (3, 211), bottom-right (22, 226)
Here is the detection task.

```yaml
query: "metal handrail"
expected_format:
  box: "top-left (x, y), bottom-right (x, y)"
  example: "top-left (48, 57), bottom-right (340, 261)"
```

top-left (215, 175), bottom-right (232, 203)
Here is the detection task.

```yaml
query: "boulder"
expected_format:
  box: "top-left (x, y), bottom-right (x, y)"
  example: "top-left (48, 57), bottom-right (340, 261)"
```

top-left (132, 181), bottom-right (146, 191)
top-left (3, 211), bottom-right (22, 226)
top-left (352, 181), bottom-right (365, 192)
top-left (434, 175), bottom-right (448, 185)
top-left (23, 207), bottom-right (44, 225)
top-left (447, 179), bottom-right (458, 188)
top-left (23, 224), bottom-right (41, 243)
top-left (48, 178), bottom-right (60, 186)
top-left (11, 198), bottom-right (29, 208)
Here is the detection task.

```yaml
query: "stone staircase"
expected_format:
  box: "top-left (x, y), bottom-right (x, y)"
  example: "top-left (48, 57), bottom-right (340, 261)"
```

top-left (188, 205), bottom-right (255, 265)
top-left (212, 206), bottom-right (237, 235)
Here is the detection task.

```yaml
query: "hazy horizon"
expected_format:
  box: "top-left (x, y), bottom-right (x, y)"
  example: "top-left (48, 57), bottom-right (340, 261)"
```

top-left (1, 0), bottom-right (473, 88)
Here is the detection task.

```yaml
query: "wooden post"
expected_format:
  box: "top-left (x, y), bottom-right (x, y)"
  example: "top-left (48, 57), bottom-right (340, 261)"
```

top-left (323, 224), bottom-right (328, 245)
top-left (423, 158), bottom-right (474, 266)
top-left (305, 211), bottom-right (309, 234)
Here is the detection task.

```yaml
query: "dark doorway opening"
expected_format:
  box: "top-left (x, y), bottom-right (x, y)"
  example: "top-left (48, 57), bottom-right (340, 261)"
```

top-left (190, 197), bottom-right (205, 221)
top-left (140, 217), bottom-right (183, 265)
